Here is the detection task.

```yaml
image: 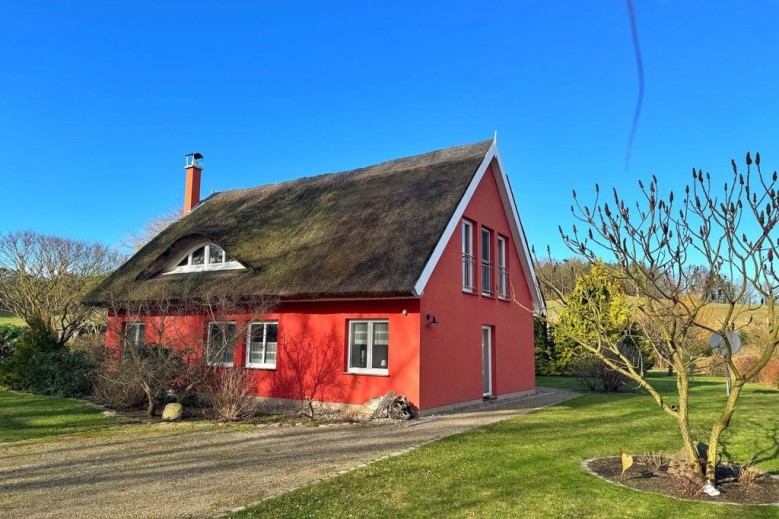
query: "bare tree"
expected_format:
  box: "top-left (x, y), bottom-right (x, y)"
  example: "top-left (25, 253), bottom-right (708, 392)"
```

top-left (118, 208), bottom-right (181, 253)
top-left (533, 152), bottom-right (779, 485)
top-left (0, 231), bottom-right (122, 344)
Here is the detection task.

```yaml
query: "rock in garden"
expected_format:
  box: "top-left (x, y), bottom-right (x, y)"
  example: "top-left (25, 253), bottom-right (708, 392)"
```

top-left (161, 403), bottom-right (183, 421)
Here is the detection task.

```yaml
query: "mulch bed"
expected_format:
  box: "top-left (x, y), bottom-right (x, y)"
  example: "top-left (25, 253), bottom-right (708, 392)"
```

top-left (585, 456), bottom-right (779, 505)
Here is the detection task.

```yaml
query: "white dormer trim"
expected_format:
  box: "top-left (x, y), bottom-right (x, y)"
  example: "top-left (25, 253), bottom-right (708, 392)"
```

top-left (412, 140), bottom-right (546, 315)
top-left (162, 242), bottom-right (245, 275)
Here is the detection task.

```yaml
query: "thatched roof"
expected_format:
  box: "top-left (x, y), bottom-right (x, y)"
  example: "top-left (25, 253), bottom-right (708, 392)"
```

top-left (85, 140), bottom-right (494, 304)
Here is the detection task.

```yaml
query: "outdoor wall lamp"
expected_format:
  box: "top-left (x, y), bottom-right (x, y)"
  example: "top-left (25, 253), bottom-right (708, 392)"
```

top-left (426, 314), bottom-right (439, 326)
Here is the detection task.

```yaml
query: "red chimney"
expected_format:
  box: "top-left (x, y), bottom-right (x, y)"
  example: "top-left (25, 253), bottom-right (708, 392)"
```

top-left (183, 153), bottom-right (203, 213)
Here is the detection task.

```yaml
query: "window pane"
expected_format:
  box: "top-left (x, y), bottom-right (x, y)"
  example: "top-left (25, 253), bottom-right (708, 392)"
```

top-left (191, 246), bottom-right (206, 266)
top-left (249, 325), bottom-right (265, 364)
top-left (125, 323), bottom-right (145, 348)
top-left (265, 323), bottom-right (277, 364)
top-left (225, 252), bottom-right (234, 262)
top-left (350, 322), bottom-right (368, 368)
top-left (177, 256), bottom-right (188, 267)
top-left (371, 322), bottom-right (389, 369)
top-left (482, 229), bottom-right (491, 261)
top-left (224, 324), bottom-right (236, 364)
top-left (207, 323), bottom-right (223, 364)
top-left (209, 245), bottom-right (224, 264)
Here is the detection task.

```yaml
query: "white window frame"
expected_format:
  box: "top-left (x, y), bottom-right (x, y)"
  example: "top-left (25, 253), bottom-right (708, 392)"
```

top-left (481, 227), bottom-right (493, 296)
top-left (497, 235), bottom-right (509, 299)
top-left (462, 220), bottom-right (474, 292)
top-left (123, 322), bottom-right (146, 350)
top-left (163, 243), bottom-right (244, 274)
top-left (347, 319), bottom-right (389, 376)
top-left (206, 321), bottom-right (236, 367)
top-left (246, 321), bottom-right (278, 369)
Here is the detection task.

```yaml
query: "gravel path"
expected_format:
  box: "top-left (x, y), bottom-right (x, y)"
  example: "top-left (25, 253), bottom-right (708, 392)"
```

top-left (0, 388), bottom-right (579, 519)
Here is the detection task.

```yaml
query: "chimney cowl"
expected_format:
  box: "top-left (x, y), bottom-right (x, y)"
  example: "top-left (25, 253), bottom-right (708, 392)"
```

top-left (185, 152), bottom-right (204, 169)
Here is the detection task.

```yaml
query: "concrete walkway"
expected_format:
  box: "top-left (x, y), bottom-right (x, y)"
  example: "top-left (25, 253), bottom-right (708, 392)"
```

top-left (0, 388), bottom-right (579, 519)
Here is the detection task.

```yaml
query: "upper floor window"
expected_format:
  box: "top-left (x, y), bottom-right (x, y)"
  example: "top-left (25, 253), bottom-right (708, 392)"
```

top-left (348, 320), bottom-right (389, 375)
top-left (497, 235), bottom-right (509, 299)
top-left (207, 321), bottom-right (236, 367)
top-left (247, 321), bottom-right (278, 369)
top-left (481, 228), bottom-right (493, 296)
top-left (164, 243), bottom-right (244, 274)
top-left (462, 220), bottom-right (474, 292)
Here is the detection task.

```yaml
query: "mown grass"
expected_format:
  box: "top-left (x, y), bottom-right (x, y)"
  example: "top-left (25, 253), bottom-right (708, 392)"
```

top-left (0, 310), bottom-right (25, 326)
top-left (232, 374), bottom-right (779, 519)
top-left (0, 388), bottom-right (126, 443)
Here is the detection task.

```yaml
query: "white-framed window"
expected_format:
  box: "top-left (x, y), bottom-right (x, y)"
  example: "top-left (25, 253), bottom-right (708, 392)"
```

top-left (164, 243), bottom-right (244, 274)
top-left (347, 320), bottom-right (389, 375)
top-left (481, 227), bottom-right (493, 296)
top-left (497, 235), bottom-right (509, 299)
top-left (207, 321), bottom-right (236, 367)
top-left (246, 321), bottom-right (278, 369)
top-left (123, 322), bottom-right (146, 350)
top-left (462, 220), bottom-right (474, 292)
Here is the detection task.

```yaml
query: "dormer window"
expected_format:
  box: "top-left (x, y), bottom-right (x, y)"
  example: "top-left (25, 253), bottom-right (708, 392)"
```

top-left (165, 243), bottom-right (244, 274)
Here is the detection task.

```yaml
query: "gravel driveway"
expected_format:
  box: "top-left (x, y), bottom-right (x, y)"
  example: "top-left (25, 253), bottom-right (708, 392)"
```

top-left (0, 388), bottom-right (579, 519)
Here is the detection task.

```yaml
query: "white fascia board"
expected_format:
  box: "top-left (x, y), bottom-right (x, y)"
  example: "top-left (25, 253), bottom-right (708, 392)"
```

top-left (412, 141), bottom-right (546, 316)
top-left (491, 149), bottom-right (546, 315)
top-left (413, 140), bottom-right (497, 296)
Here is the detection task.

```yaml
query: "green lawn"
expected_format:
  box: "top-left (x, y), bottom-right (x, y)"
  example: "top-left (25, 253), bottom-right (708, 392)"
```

top-left (232, 374), bottom-right (779, 518)
top-left (0, 388), bottom-right (124, 443)
top-left (0, 310), bottom-right (25, 326)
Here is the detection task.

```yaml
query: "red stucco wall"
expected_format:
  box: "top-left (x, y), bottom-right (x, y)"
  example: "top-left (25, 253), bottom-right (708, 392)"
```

top-left (107, 299), bottom-right (421, 408)
top-left (419, 162), bottom-right (536, 410)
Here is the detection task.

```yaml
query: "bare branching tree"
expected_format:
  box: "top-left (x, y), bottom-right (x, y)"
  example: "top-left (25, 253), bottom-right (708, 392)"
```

top-left (0, 231), bottom-right (122, 344)
top-left (118, 208), bottom-right (181, 253)
top-left (533, 152), bottom-right (779, 484)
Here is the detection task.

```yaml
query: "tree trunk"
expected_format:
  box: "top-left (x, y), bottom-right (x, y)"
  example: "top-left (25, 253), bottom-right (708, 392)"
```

top-left (142, 383), bottom-right (156, 417)
top-left (706, 381), bottom-right (743, 482)
top-left (675, 365), bottom-right (702, 478)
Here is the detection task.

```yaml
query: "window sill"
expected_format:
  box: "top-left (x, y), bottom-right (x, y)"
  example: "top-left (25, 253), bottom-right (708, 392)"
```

top-left (344, 370), bottom-right (389, 377)
top-left (498, 295), bottom-right (512, 302)
top-left (482, 292), bottom-right (494, 298)
top-left (462, 288), bottom-right (478, 295)
top-left (208, 363), bottom-right (234, 368)
top-left (246, 364), bottom-right (276, 370)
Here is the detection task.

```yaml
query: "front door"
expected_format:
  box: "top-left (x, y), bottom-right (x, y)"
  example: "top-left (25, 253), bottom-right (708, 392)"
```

top-left (482, 326), bottom-right (492, 397)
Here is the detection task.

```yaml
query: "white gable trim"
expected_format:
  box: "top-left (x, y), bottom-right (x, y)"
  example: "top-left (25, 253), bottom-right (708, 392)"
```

top-left (412, 141), bottom-right (546, 315)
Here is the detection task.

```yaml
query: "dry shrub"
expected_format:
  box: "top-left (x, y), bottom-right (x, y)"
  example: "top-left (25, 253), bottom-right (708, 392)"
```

top-left (639, 452), bottom-right (669, 473)
top-left (92, 367), bottom-right (147, 410)
top-left (736, 462), bottom-right (765, 487)
top-left (733, 355), bottom-right (779, 388)
top-left (209, 367), bottom-right (261, 422)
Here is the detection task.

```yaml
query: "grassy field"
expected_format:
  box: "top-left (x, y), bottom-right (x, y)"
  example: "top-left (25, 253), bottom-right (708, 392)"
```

top-left (232, 374), bottom-right (778, 519)
top-left (0, 310), bottom-right (25, 326)
top-left (0, 389), bottom-right (125, 443)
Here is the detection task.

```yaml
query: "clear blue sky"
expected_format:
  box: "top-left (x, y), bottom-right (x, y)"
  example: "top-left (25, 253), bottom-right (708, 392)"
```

top-left (2, 1), bottom-right (778, 258)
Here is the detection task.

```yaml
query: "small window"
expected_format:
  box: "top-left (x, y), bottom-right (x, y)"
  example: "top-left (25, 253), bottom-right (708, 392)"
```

top-left (246, 321), bottom-right (278, 369)
top-left (348, 320), bottom-right (389, 375)
top-left (207, 322), bottom-right (236, 367)
top-left (462, 220), bottom-right (474, 292)
top-left (164, 243), bottom-right (244, 274)
top-left (124, 323), bottom-right (146, 350)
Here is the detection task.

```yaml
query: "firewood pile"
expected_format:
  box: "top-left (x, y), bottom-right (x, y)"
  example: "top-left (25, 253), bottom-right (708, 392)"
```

top-left (365, 391), bottom-right (417, 420)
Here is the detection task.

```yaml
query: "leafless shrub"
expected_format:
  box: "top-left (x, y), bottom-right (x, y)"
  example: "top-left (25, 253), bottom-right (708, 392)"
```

top-left (208, 367), bottom-right (261, 422)
top-left (639, 451), bottom-right (669, 473)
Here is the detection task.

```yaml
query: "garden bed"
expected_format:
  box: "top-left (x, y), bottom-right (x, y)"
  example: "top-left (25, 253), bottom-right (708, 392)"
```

top-left (585, 456), bottom-right (779, 505)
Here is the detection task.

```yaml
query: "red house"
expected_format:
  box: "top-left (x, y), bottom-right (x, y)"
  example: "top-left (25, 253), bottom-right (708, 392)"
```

top-left (86, 139), bottom-right (545, 414)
